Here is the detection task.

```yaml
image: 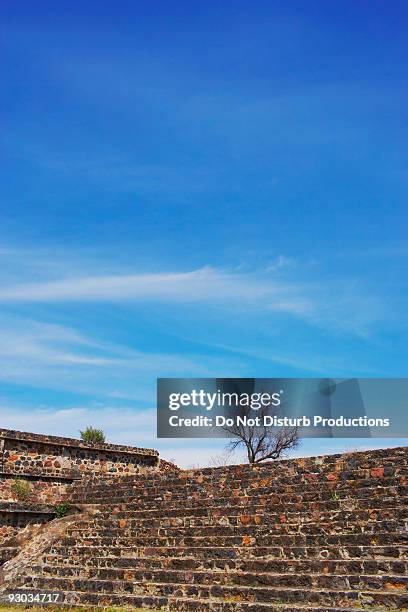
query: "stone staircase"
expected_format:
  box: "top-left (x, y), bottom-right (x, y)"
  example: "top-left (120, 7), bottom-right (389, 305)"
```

top-left (0, 446), bottom-right (407, 610)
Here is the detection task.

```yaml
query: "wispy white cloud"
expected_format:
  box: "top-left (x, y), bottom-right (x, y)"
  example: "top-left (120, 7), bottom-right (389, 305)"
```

top-left (0, 313), bottom-right (247, 399)
top-left (0, 266), bottom-right (298, 306)
top-left (202, 341), bottom-right (388, 376)
top-left (0, 249), bottom-right (387, 337)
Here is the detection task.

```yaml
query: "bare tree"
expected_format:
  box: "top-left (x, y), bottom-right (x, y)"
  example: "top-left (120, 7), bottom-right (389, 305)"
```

top-left (223, 403), bottom-right (300, 464)
top-left (208, 452), bottom-right (234, 468)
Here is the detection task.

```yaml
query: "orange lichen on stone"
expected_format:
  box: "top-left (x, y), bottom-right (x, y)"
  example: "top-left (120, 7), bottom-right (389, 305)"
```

top-left (384, 582), bottom-right (406, 590)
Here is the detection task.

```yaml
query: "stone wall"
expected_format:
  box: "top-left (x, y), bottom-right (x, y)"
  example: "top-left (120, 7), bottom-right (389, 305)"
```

top-left (0, 428), bottom-right (160, 543)
top-left (0, 474), bottom-right (69, 505)
top-left (0, 428), bottom-right (159, 479)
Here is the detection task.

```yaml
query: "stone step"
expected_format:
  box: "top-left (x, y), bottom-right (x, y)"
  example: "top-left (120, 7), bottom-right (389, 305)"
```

top-left (63, 526), bottom-right (408, 547)
top-left (68, 487), bottom-right (406, 507)
top-left (65, 517), bottom-right (408, 540)
top-left (67, 487), bottom-right (408, 518)
top-left (68, 470), bottom-right (402, 498)
top-left (66, 472), bottom-right (408, 502)
top-left (67, 451), bottom-right (408, 490)
top-left (50, 537), bottom-right (408, 553)
top-left (91, 493), bottom-right (408, 519)
top-left (67, 460), bottom-right (408, 484)
top-left (14, 576), bottom-right (408, 608)
top-left (45, 543), bottom-right (408, 562)
top-left (83, 505), bottom-right (408, 529)
top-left (69, 489), bottom-right (404, 505)
top-left (29, 556), bottom-right (408, 577)
top-left (0, 587), bottom-right (397, 612)
top-left (29, 566), bottom-right (408, 591)
top-left (67, 484), bottom-right (407, 507)
top-left (55, 530), bottom-right (408, 549)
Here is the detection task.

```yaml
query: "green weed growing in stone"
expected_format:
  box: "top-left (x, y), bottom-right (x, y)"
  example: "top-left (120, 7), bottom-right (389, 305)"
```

top-left (10, 478), bottom-right (32, 501)
top-left (79, 426), bottom-right (106, 444)
top-left (54, 502), bottom-right (71, 518)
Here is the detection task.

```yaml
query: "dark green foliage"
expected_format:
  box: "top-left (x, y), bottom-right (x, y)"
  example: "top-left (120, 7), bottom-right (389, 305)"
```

top-left (79, 426), bottom-right (106, 444)
top-left (54, 502), bottom-right (71, 518)
top-left (10, 478), bottom-right (32, 501)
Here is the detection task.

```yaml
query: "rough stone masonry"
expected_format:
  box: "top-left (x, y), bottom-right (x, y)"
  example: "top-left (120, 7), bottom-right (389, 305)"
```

top-left (0, 430), bottom-right (407, 610)
top-left (0, 428), bottom-right (159, 543)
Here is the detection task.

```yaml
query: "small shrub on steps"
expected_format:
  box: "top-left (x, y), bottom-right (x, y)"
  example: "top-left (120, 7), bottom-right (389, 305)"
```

top-left (10, 478), bottom-right (32, 501)
top-left (54, 502), bottom-right (71, 518)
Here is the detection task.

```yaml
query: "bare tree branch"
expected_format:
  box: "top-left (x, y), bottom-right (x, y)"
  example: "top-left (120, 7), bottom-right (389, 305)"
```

top-left (223, 402), bottom-right (300, 464)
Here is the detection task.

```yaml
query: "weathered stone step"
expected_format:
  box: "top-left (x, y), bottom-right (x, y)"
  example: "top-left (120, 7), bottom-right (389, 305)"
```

top-left (55, 529), bottom-right (408, 549)
top-left (0, 587), bottom-right (396, 612)
top-left (29, 556), bottom-right (408, 578)
top-left (30, 567), bottom-right (408, 592)
top-left (73, 496), bottom-right (407, 522)
top-left (80, 536), bottom-right (408, 552)
top-left (67, 484), bottom-right (407, 508)
top-left (65, 523), bottom-right (408, 544)
top-left (109, 490), bottom-right (407, 512)
top-left (85, 504), bottom-right (407, 529)
top-left (68, 488), bottom-right (406, 512)
top-left (68, 458), bottom-right (408, 484)
top-left (67, 472), bottom-right (408, 503)
top-left (70, 453), bottom-right (407, 489)
top-left (67, 479), bottom-right (398, 502)
top-left (68, 450), bottom-right (408, 489)
top-left (65, 517), bottom-right (408, 541)
top-left (91, 493), bottom-right (408, 520)
top-left (45, 543), bottom-right (408, 562)
top-left (15, 576), bottom-right (408, 608)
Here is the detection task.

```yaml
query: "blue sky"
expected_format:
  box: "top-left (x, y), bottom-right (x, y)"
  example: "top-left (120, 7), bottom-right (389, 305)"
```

top-left (1, 1), bottom-right (407, 466)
